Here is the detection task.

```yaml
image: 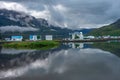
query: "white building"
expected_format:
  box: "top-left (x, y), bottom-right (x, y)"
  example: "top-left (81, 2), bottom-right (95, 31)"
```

top-left (72, 32), bottom-right (84, 40)
top-left (79, 32), bottom-right (84, 40)
top-left (11, 36), bottom-right (23, 41)
top-left (5, 38), bottom-right (11, 41)
top-left (86, 36), bottom-right (95, 39)
top-left (29, 35), bottom-right (38, 41)
top-left (45, 35), bottom-right (53, 40)
top-left (102, 35), bottom-right (110, 39)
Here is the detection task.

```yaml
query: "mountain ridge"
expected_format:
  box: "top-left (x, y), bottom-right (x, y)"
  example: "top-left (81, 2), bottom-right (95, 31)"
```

top-left (0, 9), bottom-right (92, 39)
top-left (88, 19), bottom-right (120, 36)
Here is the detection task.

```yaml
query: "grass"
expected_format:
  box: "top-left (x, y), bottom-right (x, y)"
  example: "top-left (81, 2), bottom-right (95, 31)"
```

top-left (3, 41), bottom-right (60, 50)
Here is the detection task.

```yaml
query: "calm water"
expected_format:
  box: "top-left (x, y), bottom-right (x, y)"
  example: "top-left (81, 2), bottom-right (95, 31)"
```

top-left (0, 42), bottom-right (120, 80)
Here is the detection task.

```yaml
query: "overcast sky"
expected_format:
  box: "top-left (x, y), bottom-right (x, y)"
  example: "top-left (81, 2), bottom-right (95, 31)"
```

top-left (0, 0), bottom-right (120, 29)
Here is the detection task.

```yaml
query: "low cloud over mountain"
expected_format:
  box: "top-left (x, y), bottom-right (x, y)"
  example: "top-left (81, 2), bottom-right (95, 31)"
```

top-left (0, 26), bottom-right (38, 33)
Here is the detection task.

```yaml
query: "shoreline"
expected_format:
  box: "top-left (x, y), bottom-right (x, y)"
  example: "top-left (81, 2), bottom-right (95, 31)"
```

top-left (59, 38), bottom-right (120, 42)
top-left (0, 38), bottom-right (120, 44)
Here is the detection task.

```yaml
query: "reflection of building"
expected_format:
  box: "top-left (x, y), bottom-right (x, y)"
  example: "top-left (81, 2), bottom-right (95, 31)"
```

top-left (45, 35), bottom-right (53, 40)
top-left (68, 43), bottom-right (84, 49)
top-left (72, 32), bottom-right (84, 40)
top-left (11, 36), bottom-right (23, 41)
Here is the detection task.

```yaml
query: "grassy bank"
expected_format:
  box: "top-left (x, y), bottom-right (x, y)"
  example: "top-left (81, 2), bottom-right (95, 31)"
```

top-left (3, 41), bottom-right (60, 50)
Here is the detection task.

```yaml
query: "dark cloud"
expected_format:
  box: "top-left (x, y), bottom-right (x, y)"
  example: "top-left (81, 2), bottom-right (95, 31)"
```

top-left (0, 0), bottom-right (120, 29)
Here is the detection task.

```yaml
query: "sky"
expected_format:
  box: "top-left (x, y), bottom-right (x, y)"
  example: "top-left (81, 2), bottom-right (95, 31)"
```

top-left (0, 0), bottom-right (120, 29)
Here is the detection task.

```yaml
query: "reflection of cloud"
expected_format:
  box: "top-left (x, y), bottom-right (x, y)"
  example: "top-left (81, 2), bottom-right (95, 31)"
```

top-left (1, 48), bottom-right (36, 54)
top-left (0, 48), bottom-right (120, 80)
top-left (0, 26), bottom-right (39, 33)
top-left (0, 59), bottom-right (49, 79)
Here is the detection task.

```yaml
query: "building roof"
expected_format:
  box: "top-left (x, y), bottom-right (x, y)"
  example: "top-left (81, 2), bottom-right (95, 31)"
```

top-left (11, 36), bottom-right (23, 39)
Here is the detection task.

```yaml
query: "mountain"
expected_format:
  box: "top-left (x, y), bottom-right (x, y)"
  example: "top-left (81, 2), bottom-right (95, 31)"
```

top-left (0, 9), bottom-right (48, 29)
top-left (88, 19), bottom-right (120, 36)
top-left (0, 9), bottom-right (92, 39)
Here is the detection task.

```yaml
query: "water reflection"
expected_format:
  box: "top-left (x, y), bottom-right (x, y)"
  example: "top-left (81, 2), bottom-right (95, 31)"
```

top-left (64, 42), bottom-right (93, 49)
top-left (92, 42), bottom-right (120, 57)
top-left (0, 42), bottom-right (120, 80)
top-left (69, 43), bottom-right (84, 49)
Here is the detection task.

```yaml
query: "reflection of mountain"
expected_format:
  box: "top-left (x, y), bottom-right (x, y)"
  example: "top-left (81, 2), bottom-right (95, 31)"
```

top-left (92, 42), bottom-right (120, 57)
top-left (1, 42), bottom-right (120, 79)
top-left (0, 48), bottom-right (120, 80)
top-left (0, 49), bottom-right (55, 70)
top-left (0, 44), bottom-right (70, 70)
top-left (0, 50), bottom-right (48, 69)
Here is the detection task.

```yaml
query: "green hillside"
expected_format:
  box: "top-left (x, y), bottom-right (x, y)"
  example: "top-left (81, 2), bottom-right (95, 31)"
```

top-left (89, 19), bottom-right (120, 36)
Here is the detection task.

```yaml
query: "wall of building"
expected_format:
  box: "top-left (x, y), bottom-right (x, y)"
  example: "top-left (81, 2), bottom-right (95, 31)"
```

top-left (45, 35), bottom-right (53, 40)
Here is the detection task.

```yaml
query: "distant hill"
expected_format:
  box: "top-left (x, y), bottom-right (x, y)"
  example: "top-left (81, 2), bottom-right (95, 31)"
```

top-left (0, 9), bottom-right (92, 39)
top-left (88, 19), bottom-right (120, 36)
